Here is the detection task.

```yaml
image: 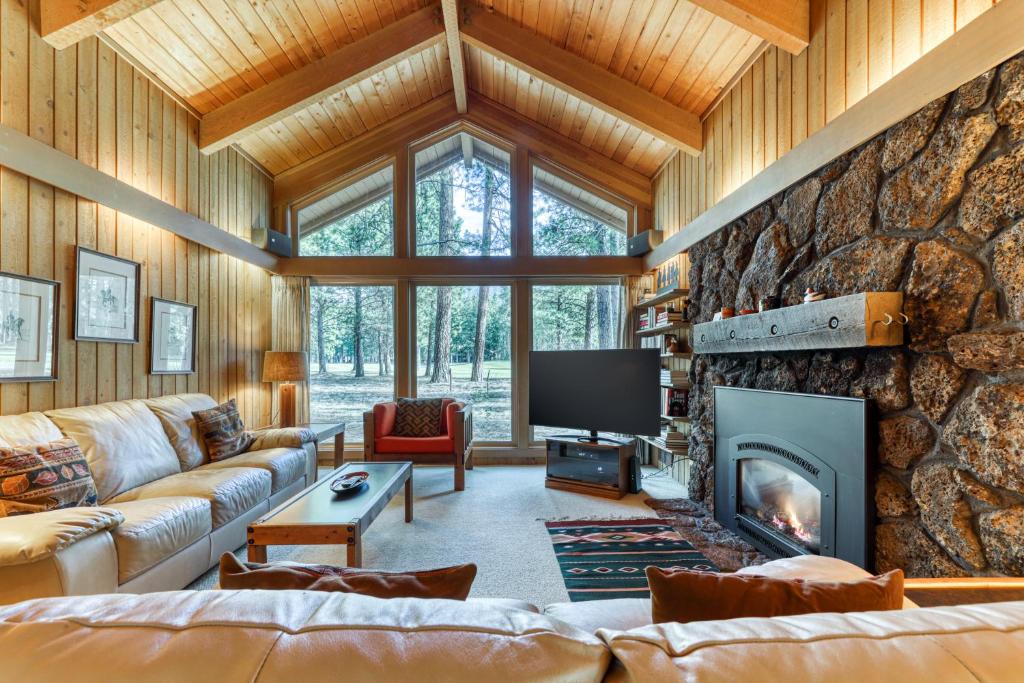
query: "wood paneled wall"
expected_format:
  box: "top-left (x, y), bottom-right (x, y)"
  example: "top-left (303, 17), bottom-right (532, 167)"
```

top-left (652, 0), bottom-right (999, 237)
top-left (0, 0), bottom-right (272, 427)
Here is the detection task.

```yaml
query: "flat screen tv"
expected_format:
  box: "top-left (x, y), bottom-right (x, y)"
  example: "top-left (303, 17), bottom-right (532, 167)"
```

top-left (529, 349), bottom-right (661, 440)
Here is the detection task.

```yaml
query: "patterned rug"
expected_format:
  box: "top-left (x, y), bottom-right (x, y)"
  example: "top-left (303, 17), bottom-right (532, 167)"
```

top-left (544, 518), bottom-right (719, 601)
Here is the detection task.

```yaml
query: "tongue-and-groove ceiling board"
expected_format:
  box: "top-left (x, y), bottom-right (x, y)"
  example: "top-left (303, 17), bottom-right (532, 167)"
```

top-left (101, 0), bottom-right (765, 180)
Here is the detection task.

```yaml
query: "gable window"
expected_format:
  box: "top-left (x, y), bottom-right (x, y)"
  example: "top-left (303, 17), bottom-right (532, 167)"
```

top-left (414, 132), bottom-right (512, 257)
top-left (297, 164), bottom-right (394, 256)
top-left (532, 163), bottom-right (629, 256)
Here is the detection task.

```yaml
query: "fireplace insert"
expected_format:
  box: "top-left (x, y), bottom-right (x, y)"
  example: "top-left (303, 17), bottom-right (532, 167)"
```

top-left (714, 387), bottom-right (873, 568)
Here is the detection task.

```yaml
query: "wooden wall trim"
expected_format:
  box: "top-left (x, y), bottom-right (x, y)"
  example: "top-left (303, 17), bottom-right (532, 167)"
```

top-left (0, 123), bottom-right (279, 271)
top-left (646, 0), bottom-right (1024, 269)
top-left (277, 256), bottom-right (644, 278)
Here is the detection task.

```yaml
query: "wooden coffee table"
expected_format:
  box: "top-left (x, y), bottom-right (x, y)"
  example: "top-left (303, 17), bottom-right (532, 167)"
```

top-left (246, 461), bottom-right (412, 568)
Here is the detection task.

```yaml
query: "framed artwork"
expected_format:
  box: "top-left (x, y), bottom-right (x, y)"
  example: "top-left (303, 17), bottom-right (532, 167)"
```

top-left (0, 272), bottom-right (59, 383)
top-left (150, 297), bottom-right (197, 374)
top-left (74, 247), bottom-right (140, 343)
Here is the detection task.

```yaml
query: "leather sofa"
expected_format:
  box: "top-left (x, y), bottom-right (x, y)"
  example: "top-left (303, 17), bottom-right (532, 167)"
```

top-left (0, 394), bottom-right (317, 604)
top-left (0, 556), bottom-right (1020, 682)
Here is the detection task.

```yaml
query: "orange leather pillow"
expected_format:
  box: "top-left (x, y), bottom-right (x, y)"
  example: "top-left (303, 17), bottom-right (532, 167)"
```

top-left (646, 566), bottom-right (904, 624)
top-left (219, 553), bottom-right (477, 600)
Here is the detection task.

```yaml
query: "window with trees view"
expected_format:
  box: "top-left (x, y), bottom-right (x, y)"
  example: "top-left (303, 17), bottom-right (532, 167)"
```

top-left (532, 165), bottom-right (628, 256)
top-left (416, 285), bottom-right (512, 441)
top-left (309, 285), bottom-right (394, 443)
top-left (531, 283), bottom-right (623, 441)
top-left (298, 165), bottom-right (393, 256)
top-left (415, 132), bottom-right (511, 257)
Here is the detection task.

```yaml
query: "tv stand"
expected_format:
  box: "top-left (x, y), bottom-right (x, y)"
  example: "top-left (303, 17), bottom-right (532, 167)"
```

top-left (552, 431), bottom-right (629, 446)
top-left (545, 436), bottom-right (639, 499)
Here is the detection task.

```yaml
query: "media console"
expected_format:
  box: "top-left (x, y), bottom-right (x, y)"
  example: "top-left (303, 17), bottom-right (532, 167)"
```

top-left (544, 436), bottom-right (640, 500)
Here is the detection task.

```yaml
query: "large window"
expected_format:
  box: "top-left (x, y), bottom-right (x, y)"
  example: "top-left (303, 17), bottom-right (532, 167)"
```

top-left (414, 132), bottom-right (511, 257)
top-left (532, 165), bottom-right (628, 256)
top-left (298, 165), bottom-right (393, 256)
top-left (531, 283), bottom-right (623, 441)
top-left (309, 285), bottom-right (394, 443)
top-left (415, 284), bottom-right (512, 441)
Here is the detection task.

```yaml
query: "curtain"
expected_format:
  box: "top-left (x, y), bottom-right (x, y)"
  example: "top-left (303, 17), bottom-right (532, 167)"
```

top-left (271, 275), bottom-right (312, 424)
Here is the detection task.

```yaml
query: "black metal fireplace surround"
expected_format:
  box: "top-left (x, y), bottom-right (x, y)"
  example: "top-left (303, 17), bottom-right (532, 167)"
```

top-left (713, 387), bottom-right (874, 569)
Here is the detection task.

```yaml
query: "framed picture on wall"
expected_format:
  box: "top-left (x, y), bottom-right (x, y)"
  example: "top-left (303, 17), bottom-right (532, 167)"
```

top-left (0, 272), bottom-right (59, 383)
top-left (150, 297), bottom-right (197, 374)
top-left (74, 247), bottom-right (140, 343)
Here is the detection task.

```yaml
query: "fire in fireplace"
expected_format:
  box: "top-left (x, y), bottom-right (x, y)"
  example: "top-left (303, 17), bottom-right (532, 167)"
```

top-left (714, 387), bottom-right (873, 568)
top-left (740, 459), bottom-right (822, 554)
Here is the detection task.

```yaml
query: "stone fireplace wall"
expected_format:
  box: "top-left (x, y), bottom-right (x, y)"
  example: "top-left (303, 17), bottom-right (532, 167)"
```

top-left (686, 52), bottom-right (1024, 577)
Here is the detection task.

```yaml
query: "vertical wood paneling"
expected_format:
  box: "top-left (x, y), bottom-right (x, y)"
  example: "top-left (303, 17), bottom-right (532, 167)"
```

top-left (651, 0), bottom-right (997, 242)
top-left (0, 14), bottom-right (273, 427)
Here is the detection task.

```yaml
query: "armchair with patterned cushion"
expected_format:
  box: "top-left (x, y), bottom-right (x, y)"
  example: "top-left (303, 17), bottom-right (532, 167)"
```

top-left (363, 399), bottom-right (474, 491)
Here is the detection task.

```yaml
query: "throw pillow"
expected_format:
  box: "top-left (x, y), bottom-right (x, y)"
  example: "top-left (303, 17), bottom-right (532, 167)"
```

top-left (646, 566), bottom-right (904, 624)
top-left (219, 553), bottom-right (477, 600)
top-left (192, 399), bottom-right (254, 462)
top-left (0, 438), bottom-right (98, 516)
top-left (392, 397), bottom-right (444, 437)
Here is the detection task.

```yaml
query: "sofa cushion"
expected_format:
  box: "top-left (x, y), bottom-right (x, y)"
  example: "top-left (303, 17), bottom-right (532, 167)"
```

top-left (736, 555), bottom-right (918, 608)
top-left (110, 468), bottom-right (270, 529)
top-left (646, 566), bottom-right (904, 624)
top-left (0, 590), bottom-right (611, 682)
top-left (192, 399), bottom-right (255, 462)
top-left (375, 435), bottom-right (455, 455)
top-left (0, 506), bottom-right (123, 566)
top-left (0, 413), bottom-right (64, 447)
top-left (199, 448), bottom-right (306, 493)
top-left (545, 598), bottom-right (654, 634)
top-left (599, 602), bottom-right (1024, 683)
top-left (0, 439), bottom-right (98, 516)
top-left (106, 497), bottom-right (212, 583)
top-left (45, 401), bottom-right (181, 503)
top-left (143, 394), bottom-right (217, 471)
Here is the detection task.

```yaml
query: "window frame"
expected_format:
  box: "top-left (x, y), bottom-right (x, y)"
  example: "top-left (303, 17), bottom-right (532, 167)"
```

top-left (290, 157), bottom-right (397, 258)
top-left (409, 124), bottom-right (518, 258)
top-left (529, 157), bottom-right (636, 257)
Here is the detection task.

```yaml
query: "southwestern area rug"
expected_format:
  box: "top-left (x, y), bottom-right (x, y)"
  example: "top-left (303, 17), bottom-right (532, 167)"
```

top-left (545, 518), bottom-right (719, 601)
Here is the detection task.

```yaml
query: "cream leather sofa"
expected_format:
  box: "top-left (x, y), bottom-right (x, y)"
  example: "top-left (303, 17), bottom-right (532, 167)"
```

top-left (0, 557), bottom-right (1020, 682)
top-left (0, 394), bottom-right (316, 604)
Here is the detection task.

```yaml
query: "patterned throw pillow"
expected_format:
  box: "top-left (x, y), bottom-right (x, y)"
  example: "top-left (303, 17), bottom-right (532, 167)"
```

top-left (0, 438), bottom-right (98, 517)
top-left (392, 398), bottom-right (444, 437)
top-left (192, 399), bottom-right (255, 462)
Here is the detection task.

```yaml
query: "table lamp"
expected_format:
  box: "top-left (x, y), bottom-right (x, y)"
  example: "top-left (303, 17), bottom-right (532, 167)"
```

top-left (262, 351), bottom-right (308, 427)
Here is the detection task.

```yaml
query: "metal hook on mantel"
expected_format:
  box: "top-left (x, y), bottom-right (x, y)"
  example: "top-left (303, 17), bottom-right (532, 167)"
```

top-left (898, 312), bottom-right (910, 325)
top-left (882, 313), bottom-right (894, 326)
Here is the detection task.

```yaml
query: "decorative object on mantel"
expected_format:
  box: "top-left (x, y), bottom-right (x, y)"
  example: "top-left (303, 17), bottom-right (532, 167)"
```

top-left (758, 296), bottom-right (779, 312)
top-left (720, 307), bottom-right (735, 319)
top-left (738, 308), bottom-right (756, 316)
top-left (263, 351), bottom-right (308, 427)
top-left (803, 288), bottom-right (827, 304)
top-left (693, 292), bottom-right (905, 354)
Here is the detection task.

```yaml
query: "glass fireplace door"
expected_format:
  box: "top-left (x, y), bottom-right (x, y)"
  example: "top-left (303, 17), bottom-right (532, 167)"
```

top-left (739, 458), bottom-right (822, 554)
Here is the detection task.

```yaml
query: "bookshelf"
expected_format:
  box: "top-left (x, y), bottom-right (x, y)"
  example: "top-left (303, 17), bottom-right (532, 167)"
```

top-left (630, 253), bottom-right (692, 488)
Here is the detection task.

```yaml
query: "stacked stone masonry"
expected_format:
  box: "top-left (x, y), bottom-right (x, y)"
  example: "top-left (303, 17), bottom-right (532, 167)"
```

top-left (686, 51), bottom-right (1024, 577)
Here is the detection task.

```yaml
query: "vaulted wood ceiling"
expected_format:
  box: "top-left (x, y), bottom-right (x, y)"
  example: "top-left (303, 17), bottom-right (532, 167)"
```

top-left (44, 0), bottom-right (809, 191)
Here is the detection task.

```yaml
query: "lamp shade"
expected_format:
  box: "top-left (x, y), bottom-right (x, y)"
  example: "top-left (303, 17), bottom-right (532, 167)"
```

top-left (262, 351), bottom-right (308, 382)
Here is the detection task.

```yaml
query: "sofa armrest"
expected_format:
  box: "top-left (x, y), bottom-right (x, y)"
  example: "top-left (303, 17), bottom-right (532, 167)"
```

top-left (248, 427), bottom-right (317, 451)
top-left (0, 507), bottom-right (123, 567)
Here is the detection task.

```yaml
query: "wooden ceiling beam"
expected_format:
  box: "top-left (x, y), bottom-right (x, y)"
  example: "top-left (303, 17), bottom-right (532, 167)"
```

top-left (41, 0), bottom-right (163, 50)
top-left (460, 7), bottom-right (702, 155)
top-left (441, 0), bottom-right (469, 113)
top-left (274, 95), bottom-right (460, 208)
top-left (688, 0), bottom-right (809, 55)
top-left (199, 5), bottom-right (444, 155)
top-left (465, 93), bottom-right (652, 208)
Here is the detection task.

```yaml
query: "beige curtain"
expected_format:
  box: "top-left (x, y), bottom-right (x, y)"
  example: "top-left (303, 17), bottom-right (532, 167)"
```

top-left (271, 276), bottom-right (312, 424)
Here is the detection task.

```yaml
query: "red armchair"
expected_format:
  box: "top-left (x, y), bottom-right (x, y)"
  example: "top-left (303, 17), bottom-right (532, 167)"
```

top-left (363, 399), bottom-right (474, 491)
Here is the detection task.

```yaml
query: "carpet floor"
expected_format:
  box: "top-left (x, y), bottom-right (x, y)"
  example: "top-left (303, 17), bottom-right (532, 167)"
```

top-left (189, 464), bottom-right (688, 606)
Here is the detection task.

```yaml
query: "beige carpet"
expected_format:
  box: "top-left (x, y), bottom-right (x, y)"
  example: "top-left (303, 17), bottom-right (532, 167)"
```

top-left (190, 464), bottom-right (688, 606)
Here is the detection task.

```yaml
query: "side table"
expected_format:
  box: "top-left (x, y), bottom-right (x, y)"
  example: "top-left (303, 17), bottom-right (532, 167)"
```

top-left (299, 422), bottom-right (346, 469)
